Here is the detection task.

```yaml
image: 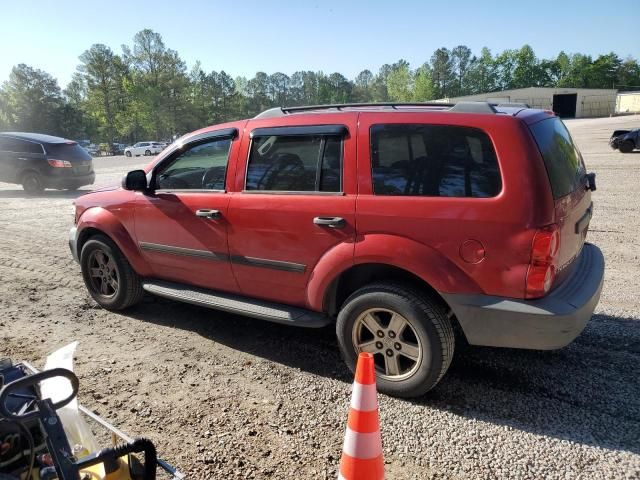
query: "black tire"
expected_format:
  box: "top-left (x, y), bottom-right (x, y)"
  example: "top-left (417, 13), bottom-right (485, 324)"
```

top-left (126, 151), bottom-right (132, 157)
top-left (336, 282), bottom-right (454, 398)
top-left (21, 171), bottom-right (44, 194)
top-left (144, 149), bottom-right (151, 156)
top-left (80, 234), bottom-right (143, 310)
top-left (619, 140), bottom-right (634, 153)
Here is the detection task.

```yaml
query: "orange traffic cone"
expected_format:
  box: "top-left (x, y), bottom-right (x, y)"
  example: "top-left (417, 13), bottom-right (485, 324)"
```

top-left (338, 352), bottom-right (384, 480)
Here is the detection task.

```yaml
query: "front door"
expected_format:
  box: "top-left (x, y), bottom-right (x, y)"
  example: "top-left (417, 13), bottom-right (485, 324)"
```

top-left (134, 129), bottom-right (240, 293)
top-left (227, 119), bottom-right (358, 308)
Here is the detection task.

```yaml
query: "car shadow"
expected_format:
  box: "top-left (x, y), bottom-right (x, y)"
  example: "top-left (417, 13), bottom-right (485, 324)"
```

top-left (0, 189), bottom-right (90, 199)
top-left (125, 299), bottom-right (640, 455)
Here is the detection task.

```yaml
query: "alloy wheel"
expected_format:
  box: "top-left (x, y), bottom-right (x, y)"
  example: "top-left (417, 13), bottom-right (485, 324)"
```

top-left (351, 308), bottom-right (423, 381)
top-left (87, 249), bottom-right (119, 298)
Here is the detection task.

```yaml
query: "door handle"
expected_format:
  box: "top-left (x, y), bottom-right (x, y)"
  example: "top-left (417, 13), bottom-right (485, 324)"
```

top-left (195, 209), bottom-right (221, 219)
top-left (313, 216), bottom-right (346, 229)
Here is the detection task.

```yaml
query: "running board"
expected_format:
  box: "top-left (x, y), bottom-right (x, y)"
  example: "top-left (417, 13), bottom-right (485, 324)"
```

top-left (142, 280), bottom-right (331, 328)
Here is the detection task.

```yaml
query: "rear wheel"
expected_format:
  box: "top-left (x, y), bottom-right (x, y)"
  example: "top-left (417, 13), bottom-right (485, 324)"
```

top-left (619, 140), bottom-right (634, 153)
top-left (336, 282), bottom-right (454, 398)
top-left (21, 171), bottom-right (44, 194)
top-left (80, 234), bottom-right (143, 310)
top-left (144, 149), bottom-right (151, 156)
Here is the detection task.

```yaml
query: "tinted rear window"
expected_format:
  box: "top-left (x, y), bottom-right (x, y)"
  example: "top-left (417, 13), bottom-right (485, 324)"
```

top-left (529, 117), bottom-right (585, 199)
top-left (0, 137), bottom-right (43, 154)
top-left (246, 135), bottom-right (342, 192)
top-left (370, 124), bottom-right (501, 197)
top-left (45, 143), bottom-right (92, 161)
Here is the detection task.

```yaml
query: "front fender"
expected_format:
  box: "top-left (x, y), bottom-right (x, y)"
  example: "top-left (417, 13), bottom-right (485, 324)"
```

top-left (76, 207), bottom-right (152, 276)
top-left (306, 240), bottom-right (355, 311)
top-left (306, 234), bottom-right (482, 311)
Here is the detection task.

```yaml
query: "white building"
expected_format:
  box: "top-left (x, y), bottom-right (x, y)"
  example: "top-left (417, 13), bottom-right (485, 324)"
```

top-left (615, 92), bottom-right (640, 114)
top-left (440, 87), bottom-right (618, 118)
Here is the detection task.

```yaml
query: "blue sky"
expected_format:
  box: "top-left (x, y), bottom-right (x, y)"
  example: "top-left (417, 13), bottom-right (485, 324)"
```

top-left (1, 0), bottom-right (638, 87)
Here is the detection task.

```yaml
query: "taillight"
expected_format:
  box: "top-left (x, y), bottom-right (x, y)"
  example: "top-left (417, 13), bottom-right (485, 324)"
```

top-left (48, 159), bottom-right (72, 168)
top-left (525, 225), bottom-right (560, 299)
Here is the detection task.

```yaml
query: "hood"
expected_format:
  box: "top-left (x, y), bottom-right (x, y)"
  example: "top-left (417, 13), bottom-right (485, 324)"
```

top-left (89, 182), bottom-right (121, 193)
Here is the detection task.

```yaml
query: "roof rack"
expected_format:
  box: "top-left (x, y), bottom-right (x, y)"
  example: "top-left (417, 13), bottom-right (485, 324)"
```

top-left (254, 101), bottom-right (507, 119)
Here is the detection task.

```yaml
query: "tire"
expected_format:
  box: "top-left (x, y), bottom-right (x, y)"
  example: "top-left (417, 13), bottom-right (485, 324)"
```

top-left (336, 282), bottom-right (454, 398)
top-left (21, 171), bottom-right (44, 194)
top-left (80, 234), bottom-right (143, 310)
top-left (619, 140), bottom-right (634, 153)
top-left (125, 151), bottom-right (132, 157)
top-left (144, 149), bottom-right (151, 156)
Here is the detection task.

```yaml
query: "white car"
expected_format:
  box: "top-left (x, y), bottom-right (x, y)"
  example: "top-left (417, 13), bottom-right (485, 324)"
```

top-left (124, 141), bottom-right (164, 157)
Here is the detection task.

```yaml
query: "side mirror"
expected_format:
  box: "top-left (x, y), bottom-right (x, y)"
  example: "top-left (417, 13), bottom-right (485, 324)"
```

top-left (586, 172), bottom-right (596, 192)
top-left (122, 170), bottom-right (148, 191)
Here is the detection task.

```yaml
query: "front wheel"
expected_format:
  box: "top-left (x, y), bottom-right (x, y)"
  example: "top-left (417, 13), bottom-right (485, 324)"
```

top-left (80, 234), bottom-right (143, 310)
top-left (619, 140), bottom-right (634, 153)
top-left (144, 149), bottom-right (151, 156)
top-left (125, 151), bottom-right (132, 157)
top-left (336, 282), bottom-right (454, 398)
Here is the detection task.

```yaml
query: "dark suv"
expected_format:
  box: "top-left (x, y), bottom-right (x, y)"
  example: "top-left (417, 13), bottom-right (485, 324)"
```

top-left (609, 128), bottom-right (639, 153)
top-left (0, 132), bottom-right (95, 193)
top-left (69, 102), bottom-right (604, 398)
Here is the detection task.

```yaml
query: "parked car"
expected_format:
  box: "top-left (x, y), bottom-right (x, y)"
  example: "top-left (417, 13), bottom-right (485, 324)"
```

top-left (69, 102), bottom-right (604, 397)
top-left (124, 142), bottom-right (163, 157)
top-left (87, 144), bottom-right (99, 156)
top-left (0, 132), bottom-right (95, 193)
top-left (609, 128), bottom-right (639, 153)
top-left (112, 143), bottom-right (126, 155)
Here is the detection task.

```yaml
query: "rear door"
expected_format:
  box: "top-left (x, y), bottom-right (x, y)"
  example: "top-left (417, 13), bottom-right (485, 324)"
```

top-left (529, 117), bottom-right (592, 280)
top-left (226, 117), bottom-right (357, 308)
top-left (134, 128), bottom-right (241, 293)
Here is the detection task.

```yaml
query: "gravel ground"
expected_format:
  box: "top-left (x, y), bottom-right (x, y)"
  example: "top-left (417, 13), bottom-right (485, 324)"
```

top-left (1, 116), bottom-right (639, 479)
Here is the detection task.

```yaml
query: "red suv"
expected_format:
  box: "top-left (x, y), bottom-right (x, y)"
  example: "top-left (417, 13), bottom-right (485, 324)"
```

top-left (69, 102), bottom-right (604, 398)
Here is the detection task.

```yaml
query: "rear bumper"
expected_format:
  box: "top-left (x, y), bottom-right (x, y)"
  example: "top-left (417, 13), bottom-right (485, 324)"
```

top-left (442, 243), bottom-right (604, 350)
top-left (45, 172), bottom-right (95, 189)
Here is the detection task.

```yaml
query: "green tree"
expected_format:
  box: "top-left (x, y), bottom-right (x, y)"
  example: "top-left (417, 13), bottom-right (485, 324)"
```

top-left (587, 53), bottom-right (622, 88)
top-left (413, 64), bottom-right (435, 101)
top-left (354, 70), bottom-right (374, 102)
top-left (512, 45), bottom-right (541, 88)
top-left (465, 47), bottom-right (498, 94)
top-left (78, 44), bottom-right (125, 142)
top-left (451, 45), bottom-right (472, 95)
top-left (430, 48), bottom-right (454, 98)
top-left (494, 49), bottom-right (518, 90)
top-left (0, 64), bottom-right (64, 134)
top-left (386, 60), bottom-right (412, 102)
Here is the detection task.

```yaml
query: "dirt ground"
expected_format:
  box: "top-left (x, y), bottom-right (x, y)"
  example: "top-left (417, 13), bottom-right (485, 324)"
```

top-left (1, 116), bottom-right (639, 479)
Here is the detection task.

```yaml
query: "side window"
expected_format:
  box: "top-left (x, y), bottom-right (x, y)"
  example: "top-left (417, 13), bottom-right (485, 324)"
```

top-left (24, 142), bottom-right (44, 154)
top-left (155, 137), bottom-right (232, 190)
top-left (1, 138), bottom-right (42, 154)
top-left (245, 134), bottom-right (342, 192)
top-left (370, 124), bottom-right (501, 198)
top-left (529, 117), bottom-right (585, 199)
